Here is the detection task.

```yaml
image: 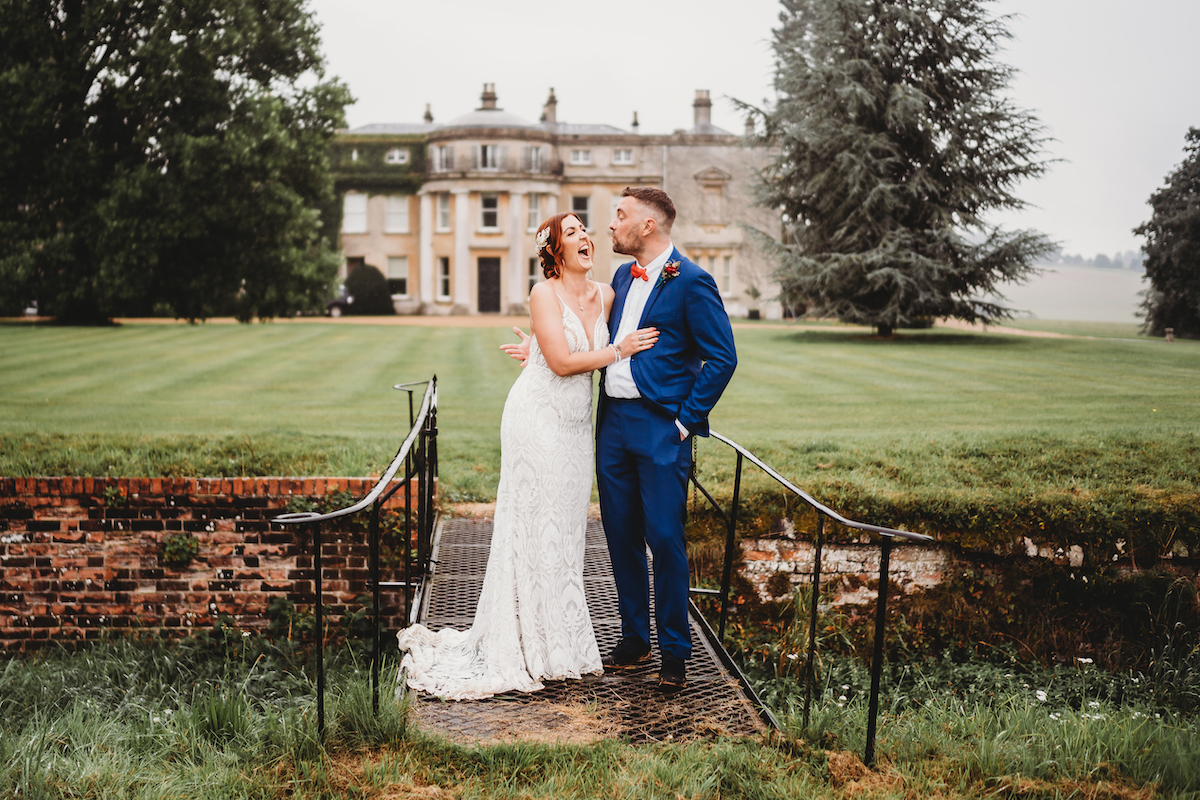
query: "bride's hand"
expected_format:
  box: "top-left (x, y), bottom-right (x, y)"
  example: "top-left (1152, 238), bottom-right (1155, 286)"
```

top-left (619, 327), bottom-right (658, 357)
top-left (499, 326), bottom-right (531, 367)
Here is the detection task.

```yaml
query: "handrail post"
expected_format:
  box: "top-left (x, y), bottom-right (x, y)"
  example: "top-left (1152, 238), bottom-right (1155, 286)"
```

top-left (313, 520), bottom-right (325, 738)
top-left (369, 498), bottom-right (381, 716)
top-left (864, 536), bottom-right (893, 767)
top-left (428, 392), bottom-right (438, 545)
top-left (803, 512), bottom-right (824, 729)
top-left (422, 390), bottom-right (438, 572)
top-left (718, 451), bottom-right (743, 640)
top-left (404, 448), bottom-right (413, 622)
top-left (417, 413), bottom-right (428, 577)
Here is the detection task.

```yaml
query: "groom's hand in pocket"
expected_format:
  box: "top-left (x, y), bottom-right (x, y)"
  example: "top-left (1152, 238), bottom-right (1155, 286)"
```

top-left (499, 326), bottom-right (531, 367)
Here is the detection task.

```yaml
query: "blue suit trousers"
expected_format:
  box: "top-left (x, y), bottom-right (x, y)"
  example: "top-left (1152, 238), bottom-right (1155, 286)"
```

top-left (596, 397), bottom-right (693, 660)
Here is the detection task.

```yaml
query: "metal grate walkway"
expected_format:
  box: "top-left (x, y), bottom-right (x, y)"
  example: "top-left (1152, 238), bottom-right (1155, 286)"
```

top-left (403, 516), bottom-right (770, 745)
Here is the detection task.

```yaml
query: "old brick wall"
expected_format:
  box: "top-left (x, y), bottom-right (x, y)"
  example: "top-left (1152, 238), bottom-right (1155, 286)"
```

top-left (742, 537), bottom-right (954, 605)
top-left (742, 534), bottom-right (1200, 606)
top-left (0, 477), bottom-right (418, 650)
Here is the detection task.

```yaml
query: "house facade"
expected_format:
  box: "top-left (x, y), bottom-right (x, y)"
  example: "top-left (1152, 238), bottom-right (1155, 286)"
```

top-left (332, 84), bottom-right (781, 318)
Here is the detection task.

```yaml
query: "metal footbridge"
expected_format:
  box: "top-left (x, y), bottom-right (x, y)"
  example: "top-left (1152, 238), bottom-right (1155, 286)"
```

top-left (405, 515), bottom-right (770, 744)
top-left (274, 376), bottom-right (933, 760)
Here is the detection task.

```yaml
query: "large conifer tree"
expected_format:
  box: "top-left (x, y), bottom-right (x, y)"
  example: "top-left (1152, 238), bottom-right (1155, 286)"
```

top-left (748, 0), bottom-right (1054, 335)
top-left (0, 0), bottom-right (351, 322)
top-left (1135, 128), bottom-right (1200, 340)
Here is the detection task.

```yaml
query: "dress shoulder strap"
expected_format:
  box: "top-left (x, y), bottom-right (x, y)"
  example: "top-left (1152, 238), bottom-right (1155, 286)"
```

top-left (594, 280), bottom-right (606, 318)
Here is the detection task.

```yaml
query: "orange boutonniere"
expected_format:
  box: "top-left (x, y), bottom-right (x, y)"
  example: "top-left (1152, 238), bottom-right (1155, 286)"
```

top-left (656, 260), bottom-right (681, 288)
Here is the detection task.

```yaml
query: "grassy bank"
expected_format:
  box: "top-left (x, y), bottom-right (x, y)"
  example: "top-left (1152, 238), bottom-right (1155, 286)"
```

top-left (2, 634), bottom-right (1198, 799)
top-left (3, 320), bottom-right (1198, 553)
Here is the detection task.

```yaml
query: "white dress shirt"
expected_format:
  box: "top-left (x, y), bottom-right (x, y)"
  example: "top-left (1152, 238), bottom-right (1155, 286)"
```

top-left (605, 242), bottom-right (674, 398)
top-left (605, 242), bottom-right (690, 438)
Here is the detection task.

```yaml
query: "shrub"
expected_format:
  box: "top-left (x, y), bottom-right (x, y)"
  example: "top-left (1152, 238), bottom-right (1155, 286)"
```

top-left (162, 532), bottom-right (200, 567)
top-left (343, 265), bottom-right (395, 315)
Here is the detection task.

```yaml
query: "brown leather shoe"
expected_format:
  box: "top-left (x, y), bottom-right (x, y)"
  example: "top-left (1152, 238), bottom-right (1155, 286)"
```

top-left (601, 636), bottom-right (651, 669)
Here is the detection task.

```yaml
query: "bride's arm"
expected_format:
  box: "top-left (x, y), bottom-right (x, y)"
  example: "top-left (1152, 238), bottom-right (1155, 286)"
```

top-left (530, 282), bottom-right (657, 377)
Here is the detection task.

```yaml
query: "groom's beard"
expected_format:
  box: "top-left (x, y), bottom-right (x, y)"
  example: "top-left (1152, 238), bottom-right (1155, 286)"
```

top-left (610, 232), bottom-right (642, 261)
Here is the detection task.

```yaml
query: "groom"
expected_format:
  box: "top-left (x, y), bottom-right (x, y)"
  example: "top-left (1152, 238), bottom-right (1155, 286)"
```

top-left (597, 187), bottom-right (737, 690)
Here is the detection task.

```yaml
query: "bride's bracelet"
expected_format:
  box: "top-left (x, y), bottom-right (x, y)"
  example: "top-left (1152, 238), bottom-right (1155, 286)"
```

top-left (610, 343), bottom-right (622, 363)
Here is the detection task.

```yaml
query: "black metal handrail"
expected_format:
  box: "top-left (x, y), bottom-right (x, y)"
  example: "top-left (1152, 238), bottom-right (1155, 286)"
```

top-left (272, 376), bottom-right (439, 737)
top-left (689, 430), bottom-right (934, 766)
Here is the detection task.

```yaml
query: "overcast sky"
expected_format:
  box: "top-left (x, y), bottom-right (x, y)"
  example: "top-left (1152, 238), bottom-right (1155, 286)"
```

top-left (307, 0), bottom-right (1200, 260)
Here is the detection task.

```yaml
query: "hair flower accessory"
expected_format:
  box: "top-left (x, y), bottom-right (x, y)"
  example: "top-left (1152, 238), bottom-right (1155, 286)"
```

top-left (656, 260), bottom-right (681, 288)
top-left (535, 227), bottom-right (551, 255)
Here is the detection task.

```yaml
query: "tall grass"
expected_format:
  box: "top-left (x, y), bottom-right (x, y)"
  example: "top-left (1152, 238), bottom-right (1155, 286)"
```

top-left (3, 633), bottom-right (1198, 798)
top-left (758, 654), bottom-right (1200, 795)
top-left (0, 636), bottom-right (408, 799)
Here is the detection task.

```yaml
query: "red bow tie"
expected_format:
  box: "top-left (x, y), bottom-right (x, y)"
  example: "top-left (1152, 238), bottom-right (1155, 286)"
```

top-left (630, 264), bottom-right (649, 281)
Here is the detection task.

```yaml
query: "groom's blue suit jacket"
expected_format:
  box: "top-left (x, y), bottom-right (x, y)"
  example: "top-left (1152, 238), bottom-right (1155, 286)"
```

top-left (600, 248), bottom-right (737, 436)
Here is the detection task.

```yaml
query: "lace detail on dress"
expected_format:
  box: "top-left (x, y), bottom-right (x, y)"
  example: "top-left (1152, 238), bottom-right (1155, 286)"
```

top-left (396, 286), bottom-right (609, 700)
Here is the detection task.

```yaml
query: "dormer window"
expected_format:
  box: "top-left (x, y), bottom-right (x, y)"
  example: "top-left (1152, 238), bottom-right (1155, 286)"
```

top-left (385, 148), bottom-right (410, 165)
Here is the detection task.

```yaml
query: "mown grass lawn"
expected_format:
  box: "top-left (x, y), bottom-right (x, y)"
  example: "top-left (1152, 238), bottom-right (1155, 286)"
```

top-left (2, 319), bottom-right (1197, 522)
top-left (1001, 318), bottom-right (1147, 339)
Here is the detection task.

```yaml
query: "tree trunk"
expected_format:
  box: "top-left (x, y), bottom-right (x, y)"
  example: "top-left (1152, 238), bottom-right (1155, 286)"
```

top-left (876, 323), bottom-right (893, 337)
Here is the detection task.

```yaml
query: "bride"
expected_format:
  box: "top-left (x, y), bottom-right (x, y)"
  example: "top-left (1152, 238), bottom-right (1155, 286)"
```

top-left (396, 212), bottom-right (658, 700)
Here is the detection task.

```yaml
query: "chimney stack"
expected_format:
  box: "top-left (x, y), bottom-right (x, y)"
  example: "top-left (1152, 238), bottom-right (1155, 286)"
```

top-left (693, 89), bottom-right (712, 128)
top-left (478, 83), bottom-right (498, 110)
top-left (541, 88), bottom-right (557, 124)
top-left (631, 111), bottom-right (639, 133)
top-left (424, 103), bottom-right (433, 124)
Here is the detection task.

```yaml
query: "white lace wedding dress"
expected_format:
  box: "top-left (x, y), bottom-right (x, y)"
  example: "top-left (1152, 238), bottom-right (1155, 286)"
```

top-left (396, 289), bottom-right (608, 700)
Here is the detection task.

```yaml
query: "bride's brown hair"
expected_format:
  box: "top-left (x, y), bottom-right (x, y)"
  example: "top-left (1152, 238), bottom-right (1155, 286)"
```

top-left (535, 212), bottom-right (585, 279)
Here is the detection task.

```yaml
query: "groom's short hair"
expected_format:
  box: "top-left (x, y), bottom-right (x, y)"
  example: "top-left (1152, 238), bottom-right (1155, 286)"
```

top-left (621, 187), bottom-right (676, 232)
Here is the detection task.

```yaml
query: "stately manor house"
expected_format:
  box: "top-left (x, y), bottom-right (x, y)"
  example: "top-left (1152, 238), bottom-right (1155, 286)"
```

top-left (333, 84), bottom-right (780, 318)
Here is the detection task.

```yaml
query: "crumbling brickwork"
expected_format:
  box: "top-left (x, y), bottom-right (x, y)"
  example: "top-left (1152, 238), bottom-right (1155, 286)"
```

top-left (0, 477), bottom-right (416, 650)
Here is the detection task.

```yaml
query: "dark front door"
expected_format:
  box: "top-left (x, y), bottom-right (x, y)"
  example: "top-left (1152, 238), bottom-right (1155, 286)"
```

top-left (477, 257), bottom-right (501, 313)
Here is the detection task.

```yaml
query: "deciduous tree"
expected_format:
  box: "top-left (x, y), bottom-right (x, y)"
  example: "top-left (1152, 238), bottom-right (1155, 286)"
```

top-left (745, 0), bottom-right (1054, 336)
top-left (0, 0), bottom-right (351, 322)
top-left (1135, 128), bottom-right (1200, 339)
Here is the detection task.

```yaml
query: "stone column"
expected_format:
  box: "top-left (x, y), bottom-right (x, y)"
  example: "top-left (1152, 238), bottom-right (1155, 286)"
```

top-left (418, 192), bottom-right (434, 305)
top-left (452, 188), bottom-right (471, 310)
top-left (508, 191), bottom-right (526, 310)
